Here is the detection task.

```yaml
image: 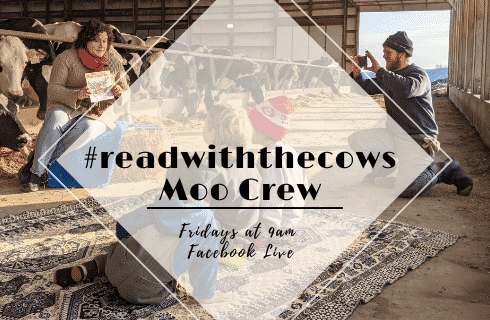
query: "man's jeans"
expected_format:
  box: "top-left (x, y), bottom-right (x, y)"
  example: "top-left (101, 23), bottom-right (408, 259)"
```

top-left (348, 128), bottom-right (438, 198)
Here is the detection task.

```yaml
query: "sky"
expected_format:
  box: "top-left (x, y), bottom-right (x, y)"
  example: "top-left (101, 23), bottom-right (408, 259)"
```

top-left (358, 10), bottom-right (451, 69)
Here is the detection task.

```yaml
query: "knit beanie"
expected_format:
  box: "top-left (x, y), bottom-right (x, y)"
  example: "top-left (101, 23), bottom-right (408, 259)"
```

top-left (249, 96), bottom-right (296, 141)
top-left (383, 31), bottom-right (413, 57)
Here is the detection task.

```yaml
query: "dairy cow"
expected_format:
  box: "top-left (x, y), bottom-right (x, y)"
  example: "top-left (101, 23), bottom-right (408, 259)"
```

top-left (143, 36), bottom-right (199, 115)
top-left (0, 36), bottom-right (46, 104)
top-left (266, 58), bottom-right (299, 91)
top-left (122, 33), bottom-right (146, 47)
top-left (109, 27), bottom-right (144, 87)
top-left (0, 18), bottom-right (56, 120)
top-left (193, 46), bottom-right (264, 110)
top-left (44, 21), bottom-right (82, 55)
top-left (296, 56), bottom-right (340, 95)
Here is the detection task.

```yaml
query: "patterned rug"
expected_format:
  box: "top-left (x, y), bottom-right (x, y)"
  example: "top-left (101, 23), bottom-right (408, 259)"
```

top-left (0, 195), bottom-right (458, 320)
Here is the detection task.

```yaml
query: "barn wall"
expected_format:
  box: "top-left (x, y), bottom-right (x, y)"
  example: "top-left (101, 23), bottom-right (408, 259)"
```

top-left (0, 0), bottom-right (360, 67)
top-left (448, 0), bottom-right (490, 147)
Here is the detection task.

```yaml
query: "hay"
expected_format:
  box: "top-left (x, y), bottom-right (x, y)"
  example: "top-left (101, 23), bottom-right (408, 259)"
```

top-left (110, 115), bottom-right (170, 183)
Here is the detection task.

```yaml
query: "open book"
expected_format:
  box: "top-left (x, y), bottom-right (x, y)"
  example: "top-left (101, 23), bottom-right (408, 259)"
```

top-left (85, 71), bottom-right (114, 103)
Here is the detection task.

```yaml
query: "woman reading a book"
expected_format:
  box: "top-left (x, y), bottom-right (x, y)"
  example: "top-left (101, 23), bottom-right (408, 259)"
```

top-left (20, 20), bottom-right (127, 192)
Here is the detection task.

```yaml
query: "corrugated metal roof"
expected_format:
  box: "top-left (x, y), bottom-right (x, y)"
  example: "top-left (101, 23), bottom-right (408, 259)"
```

top-left (350, 0), bottom-right (452, 11)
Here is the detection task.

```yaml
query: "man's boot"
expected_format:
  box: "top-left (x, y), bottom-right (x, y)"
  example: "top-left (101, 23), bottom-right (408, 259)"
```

top-left (430, 158), bottom-right (473, 196)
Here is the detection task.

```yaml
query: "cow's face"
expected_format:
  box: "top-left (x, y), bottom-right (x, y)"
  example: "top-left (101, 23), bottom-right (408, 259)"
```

top-left (0, 36), bottom-right (29, 98)
top-left (0, 36), bottom-right (46, 100)
top-left (145, 52), bottom-right (173, 94)
top-left (290, 65), bottom-right (299, 81)
top-left (235, 56), bottom-right (260, 77)
top-left (0, 95), bottom-right (30, 151)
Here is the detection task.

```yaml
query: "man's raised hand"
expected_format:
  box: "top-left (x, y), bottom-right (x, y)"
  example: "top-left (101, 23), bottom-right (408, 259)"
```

top-left (365, 50), bottom-right (381, 73)
top-left (351, 55), bottom-right (362, 78)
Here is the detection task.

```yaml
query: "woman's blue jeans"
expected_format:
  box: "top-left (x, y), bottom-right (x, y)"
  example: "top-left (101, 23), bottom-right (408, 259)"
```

top-left (31, 107), bottom-right (108, 176)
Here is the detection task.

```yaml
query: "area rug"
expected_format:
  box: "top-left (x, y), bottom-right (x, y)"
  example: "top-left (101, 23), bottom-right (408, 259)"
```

top-left (0, 194), bottom-right (458, 320)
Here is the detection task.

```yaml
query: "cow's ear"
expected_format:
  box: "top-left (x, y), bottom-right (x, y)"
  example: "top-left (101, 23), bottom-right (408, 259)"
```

top-left (182, 55), bottom-right (193, 64)
top-left (26, 49), bottom-right (48, 64)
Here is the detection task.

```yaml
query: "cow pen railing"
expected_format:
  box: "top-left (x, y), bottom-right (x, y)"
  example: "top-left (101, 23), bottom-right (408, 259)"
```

top-left (0, 28), bottom-right (346, 116)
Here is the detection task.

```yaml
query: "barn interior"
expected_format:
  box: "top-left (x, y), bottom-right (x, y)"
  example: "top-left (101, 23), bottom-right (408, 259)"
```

top-left (1, 0), bottom-right (486, 146)
top-left (0, 1), bottom-right (489, 320)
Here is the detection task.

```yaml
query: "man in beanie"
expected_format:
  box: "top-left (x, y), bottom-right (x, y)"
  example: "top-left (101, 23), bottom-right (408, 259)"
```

top-left (348, 31), bottom-right (473, 198)
top-left (249, 96), bottom-right (308, 240)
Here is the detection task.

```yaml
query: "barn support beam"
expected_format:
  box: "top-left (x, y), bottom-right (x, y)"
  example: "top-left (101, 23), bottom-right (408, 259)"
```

top-left (464, 0), bottom-right (475, 93)
top-left (481, 0), bottom-right (490, 100)
top-left (22, 0), bottom-right (28, 18)
top-left (341, 0), bottom-right (348, 69)
top-left (161, 0), bottom-right (166, 30)
top-left (133, 0), bottom-right (138, 34)
top-left (448, 5), bottom-right (454, 86)
top-left (101, 0), bottom-right (105, 23)
top-left (471, 0), bottom-right (484, 96)
top-left (458, 0), bottom-right (465, 89)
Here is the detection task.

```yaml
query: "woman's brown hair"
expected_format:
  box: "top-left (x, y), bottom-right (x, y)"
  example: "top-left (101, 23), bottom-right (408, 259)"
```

top-left (74, 20), bottom-right (114, 50)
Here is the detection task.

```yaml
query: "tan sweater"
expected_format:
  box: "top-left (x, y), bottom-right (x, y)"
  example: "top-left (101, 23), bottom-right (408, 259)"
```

top-left (47, 47), bottom-right (125, 130)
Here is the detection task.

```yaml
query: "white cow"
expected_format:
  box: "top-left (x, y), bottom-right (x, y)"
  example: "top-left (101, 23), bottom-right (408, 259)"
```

top-left (122, 33), bottom-right (146, 47)
top-left (0, 36), bottom-right (46, 101)
top-left (143, 36), bottom-right (173, 96)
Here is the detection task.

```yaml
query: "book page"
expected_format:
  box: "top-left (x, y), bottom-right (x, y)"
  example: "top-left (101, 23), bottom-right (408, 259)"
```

top-left (85, 71), bottom-right (114, 103)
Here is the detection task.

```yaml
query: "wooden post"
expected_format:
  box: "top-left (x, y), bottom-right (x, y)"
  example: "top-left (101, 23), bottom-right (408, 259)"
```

top-left (472, 0), bottom-right (484, 95)
top-left (22, 0), bottom-right (28, 18)
top-left (161, 0), bottom-right (166, 30)
top-left (465, 0), bottom-right (476, 93)
top-left (66, 0), bottom-right (72, 21)
top-left (45, 0), bottom-right (50, 24)
top-left (448, 8), bottom-right (455, 87)
top-left (133, 0), bottom-right (138, 35)
top-left (188, 0), bottom-right (193, 29)
top-left (458, 1), bottom-right (464, 89)
top-left (341, 0), bottom-right (348, 69)
top-left (481, 0), bottom-right (490, 100)
top-left (101, 0), bottom-right (105, 23)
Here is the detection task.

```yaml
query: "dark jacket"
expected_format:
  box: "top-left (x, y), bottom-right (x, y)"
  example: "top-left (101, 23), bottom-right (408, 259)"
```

top-left (352, 64), bottom-right (438, 138)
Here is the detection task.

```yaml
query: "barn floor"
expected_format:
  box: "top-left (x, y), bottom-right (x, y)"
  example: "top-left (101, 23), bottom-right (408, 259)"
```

top-left (0, 94), bottom-right (489, 319)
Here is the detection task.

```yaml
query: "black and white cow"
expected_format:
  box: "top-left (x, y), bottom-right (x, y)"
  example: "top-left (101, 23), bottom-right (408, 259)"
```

top-left (0, 93), bottom-right (30, 151)
top-left (266, 58), bottom-right (299, 91)
top-left (44, 21), bottom-right (82, 55)
top-left (110, 27), bottom-right (144, 87)
top-left (296, 56), bottom-right (340, 95)
top-left (193, 46), bottom-right (264, 110)
top-left (143, 36), bottom-right (199, 115)
top-left (0, 18), bottom-right (56, 120)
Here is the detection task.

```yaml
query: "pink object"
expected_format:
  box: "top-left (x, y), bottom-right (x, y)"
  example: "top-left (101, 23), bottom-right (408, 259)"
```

top-left (249, 96), bottom-right (296, 140)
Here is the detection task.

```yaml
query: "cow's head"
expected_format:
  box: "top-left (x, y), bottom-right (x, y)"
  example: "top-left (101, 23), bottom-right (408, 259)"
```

top-left (144, 51), bottom-right (174, 94)
top-left (0, 94), bottom-right (31, 151)
top-left (290, 65), bottom-right (299, 82)
top-left (0, 36), bottom-right (47, 102)
top-left (230, 55), bottom-right (260, 80)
